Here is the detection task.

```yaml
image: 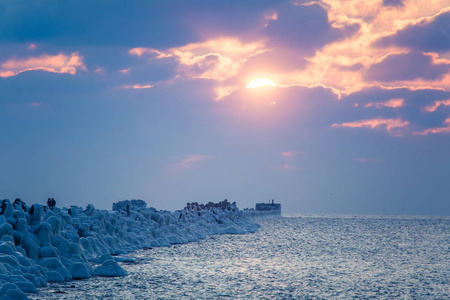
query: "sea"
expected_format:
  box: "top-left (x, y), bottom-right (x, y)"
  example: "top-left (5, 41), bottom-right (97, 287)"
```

top-left (31, 215), bottom-right (450, 299)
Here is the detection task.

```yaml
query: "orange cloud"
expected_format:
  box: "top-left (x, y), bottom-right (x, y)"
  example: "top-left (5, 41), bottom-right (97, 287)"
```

top-left (120, 84), bottom-right (153, 89)
top-left (275, 1), bottom-right (450, 98)
top-left (424, 99), bottom-right (450, 112)
top-left (130, 38), bottom-right (268, 99)
top-left (414, 118), bottom-right (450, 135)
top-left (332, 117), bottom-right (409, 135)
top-left (214, 85), bottom-right (238, 101)
top-left (264, 11), bottom-right (278, 27)
top-left (157, 38), bottom-right (264, 81)
top-left (119, 68), bottom-right (131, 75)
top-left (0, 52), bottom-right (86, 78)
top-left (365, 98), bottom-right (404, 108)
top-left (128, 48), bottom-right (169, 58)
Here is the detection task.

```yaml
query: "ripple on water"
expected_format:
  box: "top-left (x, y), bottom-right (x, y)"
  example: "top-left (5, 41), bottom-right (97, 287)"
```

top-left (31, 215), bottom-right (450, 299)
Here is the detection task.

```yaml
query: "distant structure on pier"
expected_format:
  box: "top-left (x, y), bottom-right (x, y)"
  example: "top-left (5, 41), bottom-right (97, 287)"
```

top-left (255, 199), bottom-right (281, 212)
top-left (243, 199), bottom-right (281, 220)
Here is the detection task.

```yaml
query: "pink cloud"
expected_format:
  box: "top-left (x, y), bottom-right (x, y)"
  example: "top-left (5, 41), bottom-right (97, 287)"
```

top-left (120, 84), bottom-right (154, 89)
top-left (94, 67), bottom-right (105, 75)
top-left (0, 52), bottom-right (86, 78)
top-left (332, 117), bottom-right (409, 135)
top-left (28, 44), bottom-right (37, 50)
top-left (424, 99), bottom-right (450, 112)
top-left (129, 38), bottom-right (267, 100)
top-left (128, 48), bottom-right (167, 57)
top-left (280, 151), bottom-right (305, 157)
top-left (119, 68), bottom-right (131, 75)
top-left (355, 158), bottom-right (369, 163)
top-left (178, 155), bottom-right (210, 168)
top-left (270, 163), bottom-right (296, 171)
top-left (414, 118), bottom-right (450, 135)
top-left (365, 98), bottom-right (404, 108)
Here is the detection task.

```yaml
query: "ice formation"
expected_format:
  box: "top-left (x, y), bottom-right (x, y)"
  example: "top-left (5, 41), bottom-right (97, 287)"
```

top-left (0, 198), bottom-right (258, 299)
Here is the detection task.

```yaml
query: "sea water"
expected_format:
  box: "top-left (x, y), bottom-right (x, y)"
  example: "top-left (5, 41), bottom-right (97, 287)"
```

top-left (31, 215), bottom-right (450, 299)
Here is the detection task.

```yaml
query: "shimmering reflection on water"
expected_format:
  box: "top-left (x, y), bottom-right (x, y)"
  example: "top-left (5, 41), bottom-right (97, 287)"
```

top-left (32, 215), bottom-right (450, 299)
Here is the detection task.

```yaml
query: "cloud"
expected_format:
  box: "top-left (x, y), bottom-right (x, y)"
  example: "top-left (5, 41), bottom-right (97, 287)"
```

top-left (373, 9), bottom-right (450, 52)
top-left (341, 85), bottom-right (450, 134)
top-left (119, 68), bottom-right (131, 75)
top-left (364, 51), bottom-right (450, 82)
top-left (382, 0), bottom-right (404, 7)
top-left (94, 67), bottom-right (105, 75)
top-left (0, 52), bottom-right (85, 78)
top-left (264, 2), bottom-right (360, 53)
top-left (130, 37), bottom-right (268, 100)
top-left (332, 117), bottom-right (409, 135)
top-left (282, 163), bottom-right (292, 169)
top-left (424, 99), bottom-right (450, 112)
top-left (120, 84), bottom-right (153, 89)
top-left (0, 1), bottom-right (198, 49)
top-left (414, 118), bottom-right (450, 135)
top-left (177, 155), bottom-right (210, 168)
top-left (365, 98), bottom-right (404, 108)
top-left (280, 151), bottom-right (305, 157)
top-left (271, 163), bottom-right (296, 171)
top-left (29, 102), bottom-right (46, 108)
top-left (130, 38), bottom-right (266, 82)
top-left (128, 48), bottom-right (168, 58)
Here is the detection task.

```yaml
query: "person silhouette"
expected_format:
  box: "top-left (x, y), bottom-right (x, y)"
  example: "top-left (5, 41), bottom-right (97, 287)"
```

top-left (47, 198), bottom-right (56, 210)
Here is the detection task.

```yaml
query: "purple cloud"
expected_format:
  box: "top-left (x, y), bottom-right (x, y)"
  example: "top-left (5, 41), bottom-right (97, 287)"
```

top-left (374, 9), bottom-right (450, 52)
top-left (264, 2), bottom-right (360, 54)
top-left (382, 0), bottom-right (404, 7)
top-left (341, 86), bottom-right (450, 134)
top-left (364, 51), bottom-right (450, 82)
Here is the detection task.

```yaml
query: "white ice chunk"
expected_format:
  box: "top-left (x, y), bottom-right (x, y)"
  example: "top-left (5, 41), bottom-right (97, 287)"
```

top-left (93, 259), bottom-right (127, 277)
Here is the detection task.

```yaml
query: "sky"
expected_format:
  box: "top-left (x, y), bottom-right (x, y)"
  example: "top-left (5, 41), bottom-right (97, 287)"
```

top-left (1, 0), bottom-right (450, 215)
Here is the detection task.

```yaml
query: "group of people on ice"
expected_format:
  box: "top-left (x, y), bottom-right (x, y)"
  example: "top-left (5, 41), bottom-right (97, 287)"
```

top-left (184, 199), bottom-right (237, 212)
top-left (0, 197), bottom-right (57, 215)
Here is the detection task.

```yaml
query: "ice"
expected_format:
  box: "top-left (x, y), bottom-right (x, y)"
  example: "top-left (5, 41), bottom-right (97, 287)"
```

top-left (0, 198), bottom-right (259, 298)
top-left (93, 259), bottom-right (128, 277)
top-left (43, 271), bottom-right (64, 283)
top-left (67, 262), bottom-right (91, 279)
top-left (0, 283), bottom-right (29, 300)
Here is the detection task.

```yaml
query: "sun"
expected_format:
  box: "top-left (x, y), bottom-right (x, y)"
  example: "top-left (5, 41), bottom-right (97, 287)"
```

top-left (246, 78), bottom-right (276, 89)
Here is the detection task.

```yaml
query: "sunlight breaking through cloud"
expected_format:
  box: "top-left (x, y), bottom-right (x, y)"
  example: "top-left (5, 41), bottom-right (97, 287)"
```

top-left (0, 52), bottom-right (86, 78)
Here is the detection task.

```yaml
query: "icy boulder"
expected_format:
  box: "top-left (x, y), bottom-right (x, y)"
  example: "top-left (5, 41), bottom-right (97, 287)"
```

top-left (67, 262), bottom-right (91, 279)
top-left (0, 197), bottom-right (259, 298)
top-left (112, 199), bottom-right (147, 212)
top-left (0, 283), bottom-right (29, 300)
top-left (93, 259), bottom-right (127, 277)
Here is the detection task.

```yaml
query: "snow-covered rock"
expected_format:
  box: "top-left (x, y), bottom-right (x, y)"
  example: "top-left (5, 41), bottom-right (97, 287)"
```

top-left (93, 259), bottom-right (127, 277)
top-left (0, 198), bottom-right (260, 299)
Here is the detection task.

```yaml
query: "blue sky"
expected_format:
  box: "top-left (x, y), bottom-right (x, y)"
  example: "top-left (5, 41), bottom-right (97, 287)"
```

top-left (1, 0), bottom-right (450, 215)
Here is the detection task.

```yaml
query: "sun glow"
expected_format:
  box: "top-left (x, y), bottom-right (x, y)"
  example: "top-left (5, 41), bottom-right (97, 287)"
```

top-left (246, 78), bottom-right (276, 89)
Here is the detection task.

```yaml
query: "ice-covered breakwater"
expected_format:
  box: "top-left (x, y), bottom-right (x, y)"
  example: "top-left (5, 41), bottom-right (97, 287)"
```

top-left (0, 199), bottom-right (259, 299)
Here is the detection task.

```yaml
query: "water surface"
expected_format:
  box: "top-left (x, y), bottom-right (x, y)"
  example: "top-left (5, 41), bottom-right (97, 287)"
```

top-left (31, 215), bottom-right (450, 299)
